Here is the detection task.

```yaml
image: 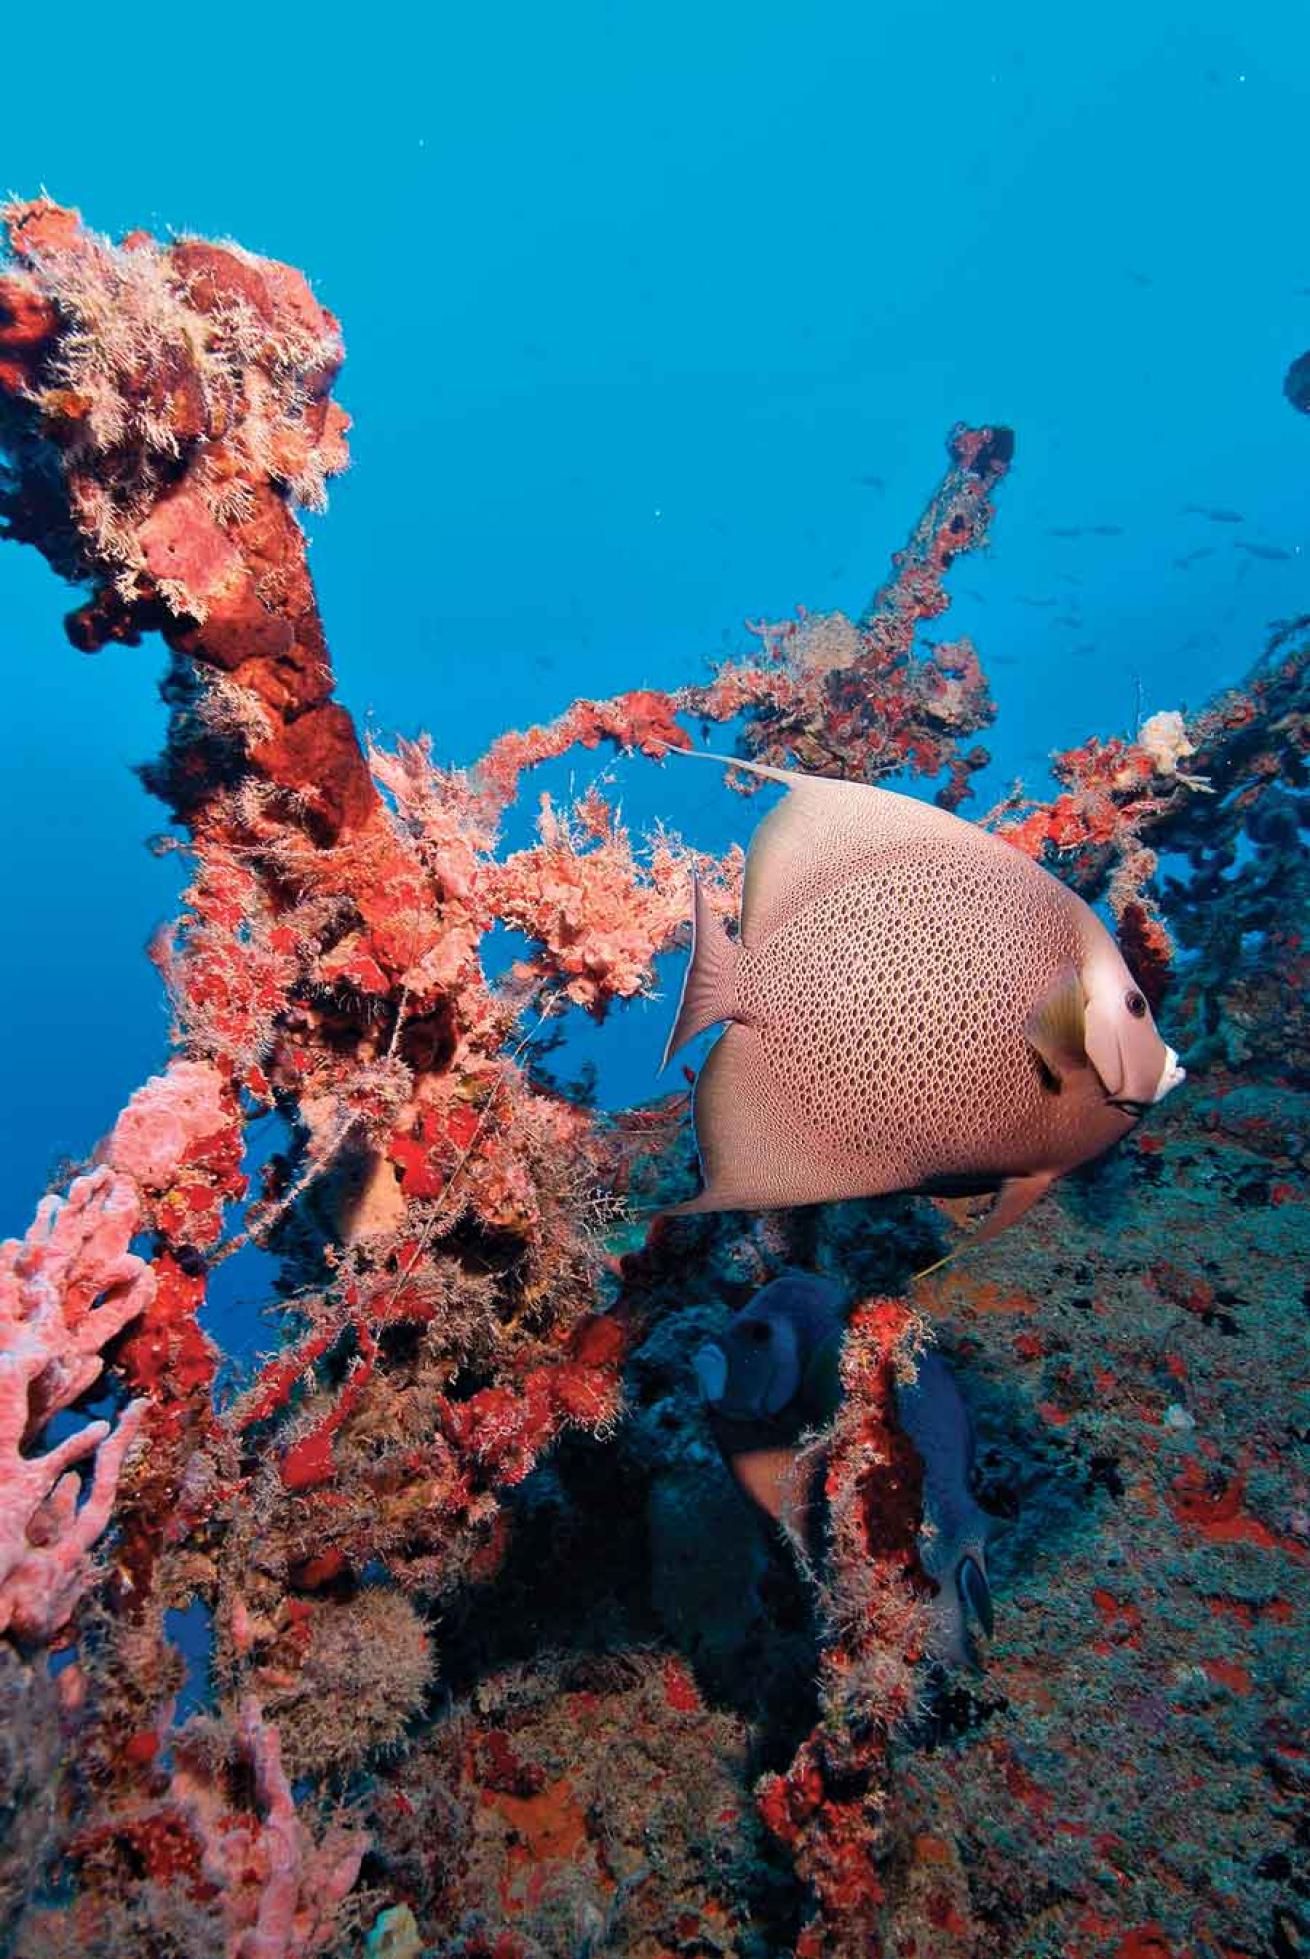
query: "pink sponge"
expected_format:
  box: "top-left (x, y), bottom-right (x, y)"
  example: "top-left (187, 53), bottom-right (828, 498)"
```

top-left (104, 1059), bottom-right (230, 1191)
top-left (0, 1168), bottom-right (151, 1641)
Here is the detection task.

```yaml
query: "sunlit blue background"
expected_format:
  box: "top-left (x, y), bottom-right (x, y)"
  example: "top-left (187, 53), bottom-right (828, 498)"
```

top-left (3, 0), bottom-right (1307, 1228)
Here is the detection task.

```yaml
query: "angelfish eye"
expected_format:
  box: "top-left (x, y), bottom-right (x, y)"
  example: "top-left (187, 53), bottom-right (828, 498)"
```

top-left (1125, 989), bottom-right (1147, 1019)
top-left (744, 1322), bottom-right (771, 1345)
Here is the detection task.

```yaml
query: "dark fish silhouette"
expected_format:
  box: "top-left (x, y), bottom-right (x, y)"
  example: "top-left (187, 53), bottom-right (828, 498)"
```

top-left (1283, 350), bottom-right (1310, 414)
top-left (895, 1349), bottom-right (998, 1665)
top-left (695, 1274), bottom-right (1001, 1663)
top-left (1238, 541), bottom-right (1293, 562)
top-left (693, 1272), bottom-right (846, 1555)
top-left (1184, 504), bottom-right (1244, 524)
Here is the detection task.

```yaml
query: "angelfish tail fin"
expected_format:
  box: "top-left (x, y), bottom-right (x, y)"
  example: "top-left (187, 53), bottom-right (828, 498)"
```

top-left (662, 877), bottom-right (740, 1067)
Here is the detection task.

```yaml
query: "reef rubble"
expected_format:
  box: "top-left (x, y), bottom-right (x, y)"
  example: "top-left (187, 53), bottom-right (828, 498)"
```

top-left (0, 199), bottom-right (1306, 1958)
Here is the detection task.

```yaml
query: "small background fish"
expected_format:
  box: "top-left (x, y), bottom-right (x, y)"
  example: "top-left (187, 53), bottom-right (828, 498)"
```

top-left (895, 1349), bottom-right (997, 1667)
top-left (696, 1272), bottom-right (1000, 1664)
top-left (693, 1271), bottom-right (846, 1558)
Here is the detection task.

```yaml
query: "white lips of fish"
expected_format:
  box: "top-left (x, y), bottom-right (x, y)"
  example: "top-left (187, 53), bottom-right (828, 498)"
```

top-left (1155, 1046), bottom-right (1186, 1102)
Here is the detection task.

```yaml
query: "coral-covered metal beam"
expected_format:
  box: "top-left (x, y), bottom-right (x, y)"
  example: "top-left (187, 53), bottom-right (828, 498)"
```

top-left (0, 198), bottom-right (372, 843)
top-left (476, 422), bottom-right (1012, 813)
top-left (759, 1297), bottom-right (930, 1957)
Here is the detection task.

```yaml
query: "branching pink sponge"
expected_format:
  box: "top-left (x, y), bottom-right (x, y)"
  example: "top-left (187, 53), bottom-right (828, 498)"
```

top-left (168, 1697), bottom-right (368, 1959)
top-left (0, 1168), bottom-right (150, 1641)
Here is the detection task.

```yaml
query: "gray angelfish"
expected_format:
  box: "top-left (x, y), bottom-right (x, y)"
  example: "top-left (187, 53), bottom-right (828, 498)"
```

top-left (663, 754), bottom-right (1185, 1244)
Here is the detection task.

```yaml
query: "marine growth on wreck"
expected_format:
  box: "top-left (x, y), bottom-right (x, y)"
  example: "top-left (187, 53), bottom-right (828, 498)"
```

top-left (0, 197), bottom-right (1306, 1959)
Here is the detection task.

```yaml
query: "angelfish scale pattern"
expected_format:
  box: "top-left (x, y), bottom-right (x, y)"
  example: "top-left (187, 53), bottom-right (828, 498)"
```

top-left (738, 841), bottom-right (1093, 1182)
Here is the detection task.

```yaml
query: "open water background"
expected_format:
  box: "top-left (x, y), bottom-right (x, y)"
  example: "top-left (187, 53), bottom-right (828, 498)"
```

top-left (2, 0), bottom-right (1307, 1225)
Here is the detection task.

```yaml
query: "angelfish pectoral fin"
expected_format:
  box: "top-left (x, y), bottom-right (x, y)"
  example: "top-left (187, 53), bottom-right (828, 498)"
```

top-left (1024, 967), bottom-right (1088, 1087)
top-left (958, 1553), bottom-right (994, 1639)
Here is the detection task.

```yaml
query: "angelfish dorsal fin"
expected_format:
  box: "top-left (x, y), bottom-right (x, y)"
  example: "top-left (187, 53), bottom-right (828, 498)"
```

top-left (673, 749), bottom-right (996, 950)
top-left (1023, 967), bottom-right (1088, 1088)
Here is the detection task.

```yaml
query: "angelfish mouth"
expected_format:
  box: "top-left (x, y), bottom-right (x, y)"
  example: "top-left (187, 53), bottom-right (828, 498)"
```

top-left (1153, 1045), bottom-right (1186, 1103)
top-left (1107, 1046), bottom-right (1186, 1119)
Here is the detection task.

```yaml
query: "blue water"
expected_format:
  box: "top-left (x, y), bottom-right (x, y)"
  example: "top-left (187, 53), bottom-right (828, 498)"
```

top-left (3, 0), bottom-right (1307, 1225)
